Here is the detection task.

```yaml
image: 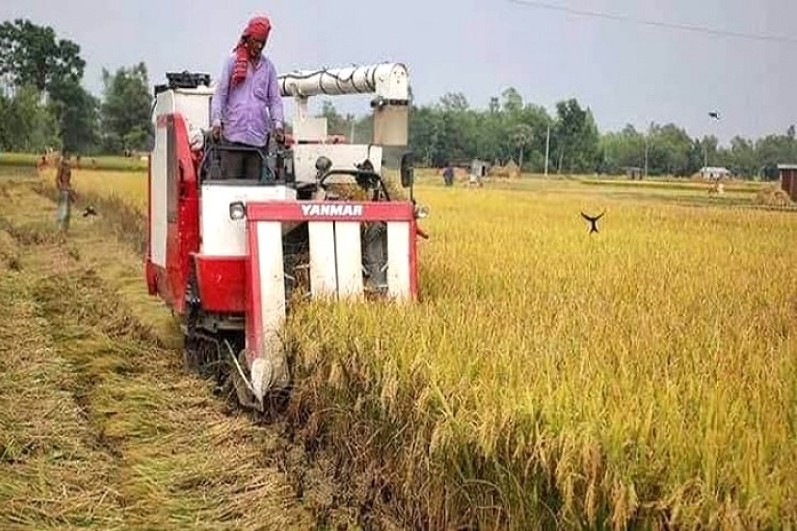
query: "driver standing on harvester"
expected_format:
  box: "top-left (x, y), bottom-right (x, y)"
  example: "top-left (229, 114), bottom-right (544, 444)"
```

top-left (210, 15), bottom-right (285, 180)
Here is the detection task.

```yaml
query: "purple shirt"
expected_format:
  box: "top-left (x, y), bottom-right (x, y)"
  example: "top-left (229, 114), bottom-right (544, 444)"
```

top-left (210, 54), bottom-right (284, 147)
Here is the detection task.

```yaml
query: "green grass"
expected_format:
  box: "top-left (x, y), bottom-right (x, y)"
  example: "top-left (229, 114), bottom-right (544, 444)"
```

top-left (0, 152), bottom-right (147, 172)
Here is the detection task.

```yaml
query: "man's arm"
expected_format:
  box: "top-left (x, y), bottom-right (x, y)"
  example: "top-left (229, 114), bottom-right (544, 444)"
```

top-left (266, 59), bottom-right (285, 132)
top-left (210, 57), bottom-right (233, 132)
top-left (55, 162), bottom-right (65, 188)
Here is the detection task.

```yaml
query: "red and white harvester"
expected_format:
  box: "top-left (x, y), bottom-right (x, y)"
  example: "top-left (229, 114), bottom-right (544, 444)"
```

top-left (146, 63), bottom-right (426, 409)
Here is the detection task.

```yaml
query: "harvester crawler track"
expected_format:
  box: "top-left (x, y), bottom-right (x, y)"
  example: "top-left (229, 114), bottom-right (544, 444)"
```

top-left (183, 274), bottom-right (291, 412)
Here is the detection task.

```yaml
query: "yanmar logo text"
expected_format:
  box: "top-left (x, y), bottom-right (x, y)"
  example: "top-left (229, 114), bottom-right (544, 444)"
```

top-left (301, 204), bottom-right (364, 217)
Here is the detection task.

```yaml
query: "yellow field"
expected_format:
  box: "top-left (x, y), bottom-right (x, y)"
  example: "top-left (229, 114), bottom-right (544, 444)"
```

top-left (61, 168), bottom-right (797, 528)
top-left (61, 170), bottom-right (149, 211)
top-left (0, 152), bottom-right (147, 172)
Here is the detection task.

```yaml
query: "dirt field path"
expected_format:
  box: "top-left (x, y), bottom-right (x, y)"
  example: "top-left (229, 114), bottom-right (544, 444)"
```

top-left (0, 179), bottom-right (361, 530)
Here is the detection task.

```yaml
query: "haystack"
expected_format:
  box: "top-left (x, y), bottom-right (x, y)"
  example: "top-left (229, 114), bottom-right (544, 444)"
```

top-left (489, 160), bottom-right (520, 179)
top-left (754, 185), bottom-right (792, 207)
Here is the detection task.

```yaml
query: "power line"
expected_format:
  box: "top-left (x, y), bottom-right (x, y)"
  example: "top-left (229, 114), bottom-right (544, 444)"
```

top-left (507, 0), bottom-right (797, 44)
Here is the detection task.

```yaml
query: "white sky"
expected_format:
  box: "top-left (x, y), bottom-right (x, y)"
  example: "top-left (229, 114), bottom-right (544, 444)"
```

top-left (1, 0), bottom-right (795, 143)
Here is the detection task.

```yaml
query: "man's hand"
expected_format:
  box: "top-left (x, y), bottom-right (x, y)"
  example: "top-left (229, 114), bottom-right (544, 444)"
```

top-left (211, 124), bottom-right (222, 141)
top-left (274, 128), bottom-right (285, 145)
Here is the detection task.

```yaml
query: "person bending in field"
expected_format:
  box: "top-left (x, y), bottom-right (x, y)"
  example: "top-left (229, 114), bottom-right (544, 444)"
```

top-left (210, 15), bottom-right (285, 180)
top-left (55, 151), bottom-right (74, 232)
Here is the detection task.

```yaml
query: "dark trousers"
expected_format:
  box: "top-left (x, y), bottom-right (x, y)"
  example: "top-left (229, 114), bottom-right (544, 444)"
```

top-left (219, 140), bottom-right (266, 180)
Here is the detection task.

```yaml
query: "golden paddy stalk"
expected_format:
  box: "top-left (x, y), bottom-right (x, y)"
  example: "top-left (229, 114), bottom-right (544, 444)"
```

top-left (67, 170), bottom-right (149, 211)
top-left (67, 169), bottom-right (797, 528)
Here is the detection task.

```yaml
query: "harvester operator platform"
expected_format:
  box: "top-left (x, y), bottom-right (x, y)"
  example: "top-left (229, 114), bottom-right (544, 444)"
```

top-left (210, 15), bottom-right (285, 180)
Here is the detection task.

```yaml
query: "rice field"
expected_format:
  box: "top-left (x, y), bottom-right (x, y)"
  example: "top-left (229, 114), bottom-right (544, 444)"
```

top-left (0, 152), bottom-right (147, 172)
top-left (21, 168), bottom-right (797, 528)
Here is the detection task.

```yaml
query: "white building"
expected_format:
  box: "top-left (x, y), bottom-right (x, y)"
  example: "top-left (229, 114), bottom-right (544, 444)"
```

top-left (700, 167), bottom-right (731, 180)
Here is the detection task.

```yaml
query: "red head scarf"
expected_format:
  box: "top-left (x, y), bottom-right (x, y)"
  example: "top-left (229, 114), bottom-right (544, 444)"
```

top-left (231, 16), bottom-right (272, 87)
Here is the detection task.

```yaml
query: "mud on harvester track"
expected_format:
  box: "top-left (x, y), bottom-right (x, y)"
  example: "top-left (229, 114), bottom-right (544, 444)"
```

top-left (0, 179), bottom-right (394, 530)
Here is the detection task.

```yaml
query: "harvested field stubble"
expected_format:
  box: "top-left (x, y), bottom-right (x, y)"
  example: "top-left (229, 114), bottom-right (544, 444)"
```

top-left (57, 170), bottom-right (797, 528)
top-left (0, 185), bottom-right (324, 530)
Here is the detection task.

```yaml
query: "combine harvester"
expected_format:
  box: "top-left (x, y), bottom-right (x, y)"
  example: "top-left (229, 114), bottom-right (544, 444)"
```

top-left (146, 63), bottom-right (428, 409)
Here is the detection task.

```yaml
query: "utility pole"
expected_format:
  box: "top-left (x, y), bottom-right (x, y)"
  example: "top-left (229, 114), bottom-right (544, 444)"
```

top-left (644, 134), bottom-right (649, 179)
top-left (544, 124), bottom-right (550, 177)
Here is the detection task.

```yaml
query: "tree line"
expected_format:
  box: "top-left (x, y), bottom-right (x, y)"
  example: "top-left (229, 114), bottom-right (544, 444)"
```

top-left (0, 19), bottom-right (152, 155)
top-left (2, 18), bottom-right (795, 179)
top-left (315, 86), bottom-right (797, 180)
top-left (404, 88), bottom-right (797, 179)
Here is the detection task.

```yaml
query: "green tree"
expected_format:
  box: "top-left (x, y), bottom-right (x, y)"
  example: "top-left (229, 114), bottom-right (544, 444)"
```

top-left (511, 123), bottom-right (533, 169)
top-left (49, 78), bottom-right (99, 152)
top-left (600, 124), bottom-right (645, 175)
top-left (0, 19), bottom-right (94, 152)
top-left (720, 136), bottom-right (754, 177)
top-left (0, 85), bottom-right (59, 152)
top-left (100, 62), bottom-right (153, 153)
top-left (554, 98), bottom-right (599, 173)
top-left (514, 104), bottom-right (552, 171)
top-left (475, 101), bottom-right (504, 164)
top-left (755, 129), bottom-right (797, 179)
top-left (419, 92), bottom-right (477, 166)
top-left (501, 87), bottom-right (523, 116)
top-left (645, 123), bottom-right (692, 176)
top-left (439, 92), bottom-right (469, 113)
top-left (0, 19), bottom-right (85, 92)
top-left (409, 104), bottom-right (443, 166)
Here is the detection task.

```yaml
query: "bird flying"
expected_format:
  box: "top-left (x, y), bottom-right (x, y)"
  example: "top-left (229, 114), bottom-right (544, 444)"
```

top-left (708, 111), bottom-right (720, 120)
top-left (581, 211), bottom-right (605, 234)
top-left (82, 205), bottom-right (98, 218)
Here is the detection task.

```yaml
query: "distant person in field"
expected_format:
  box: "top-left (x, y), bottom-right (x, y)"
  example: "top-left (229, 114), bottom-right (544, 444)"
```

top-left (211, 15), bottom-right (285, 180)
top-left (55, 151), bottom-right (74, 232)
top-left (443, 163), bottom-right (454, 187)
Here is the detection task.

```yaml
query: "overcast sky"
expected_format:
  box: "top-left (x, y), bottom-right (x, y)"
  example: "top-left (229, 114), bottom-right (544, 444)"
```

top-left (1, 0), bottom-right (794, 143)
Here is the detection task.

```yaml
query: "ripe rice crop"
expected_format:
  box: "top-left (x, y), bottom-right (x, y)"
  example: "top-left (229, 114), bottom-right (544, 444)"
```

top-left (63, 170), bottom-right (149, 211)
top-left (66, 169), bottom-right (797, 528)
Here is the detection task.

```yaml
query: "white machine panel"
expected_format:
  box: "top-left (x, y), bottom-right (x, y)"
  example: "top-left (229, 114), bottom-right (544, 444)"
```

top-left (334, 222), bottom-right (364, 299)
top-left (150, 126), bottom-right (168, 267)
top-left (201, 185), bottom-right (297, 256)
top-left (255, 221), bottom-right (287, 352)
top-left (292, 144), bottom-right (383, 184)
top-left (153, 88), bottom-right (213, 133)
top-left (387, 222), bottom-right (411, 301)
top-left (308, 222), bottom-right (337, 298)
top-left (293, 117), bottom-right (328, 144)
top-left (250, 220), bottom-right (290, 398)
